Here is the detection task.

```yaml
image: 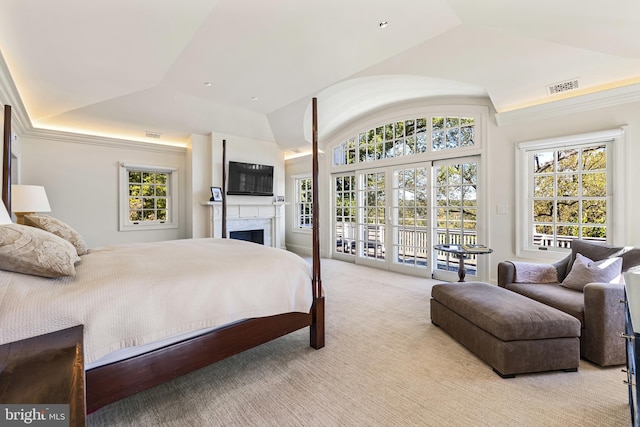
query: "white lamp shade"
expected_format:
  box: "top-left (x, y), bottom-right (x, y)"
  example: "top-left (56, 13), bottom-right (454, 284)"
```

top-left (0, 201), bottom-right (12, 224)
top-left (11, 185), bottom-right (52, 213)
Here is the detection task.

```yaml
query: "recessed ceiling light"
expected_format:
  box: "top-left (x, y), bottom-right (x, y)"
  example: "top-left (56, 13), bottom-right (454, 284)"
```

top-left (251, 96), bottom-right (259, 101)
top-left (379, 21), bottom-right (388, 28)
top-left (204, 82), bottom-right (212, 87)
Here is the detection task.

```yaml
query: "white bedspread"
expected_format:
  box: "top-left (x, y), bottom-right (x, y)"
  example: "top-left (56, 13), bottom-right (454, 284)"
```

top-left (0, 238), bottom-right (313, 364)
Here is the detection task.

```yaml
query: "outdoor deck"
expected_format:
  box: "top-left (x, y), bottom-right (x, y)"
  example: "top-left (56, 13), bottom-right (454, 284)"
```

top-left (334, 222), bottom-right (603, 275)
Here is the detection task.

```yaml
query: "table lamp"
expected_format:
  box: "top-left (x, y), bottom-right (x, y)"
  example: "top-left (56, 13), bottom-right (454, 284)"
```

top-left (0, 201), bottom-right (12, 224)
top-left (10, 185), bottom-right (51, 224)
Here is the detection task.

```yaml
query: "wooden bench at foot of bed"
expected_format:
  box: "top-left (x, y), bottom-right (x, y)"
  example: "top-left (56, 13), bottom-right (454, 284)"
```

top-left (430, 282), bottom-right (580, 378)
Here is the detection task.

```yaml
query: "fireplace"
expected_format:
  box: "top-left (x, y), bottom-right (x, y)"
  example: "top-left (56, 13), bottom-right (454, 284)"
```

top-left (205, 202), bottom-right (286, 248)
top-left (230, 229), bottom-right (264, 245)
top-left (227, 217), bottom-right (271, 246)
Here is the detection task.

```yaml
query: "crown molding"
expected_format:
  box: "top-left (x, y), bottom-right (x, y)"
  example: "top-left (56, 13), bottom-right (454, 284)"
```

top-left (0, 51), bottom-right (185, 154)
top-left (0, 51), bottom-right (32, 135)
top-left (20, 127), bottom-right (186, 154)
top-left (495, 83), bottom-right (640, 127)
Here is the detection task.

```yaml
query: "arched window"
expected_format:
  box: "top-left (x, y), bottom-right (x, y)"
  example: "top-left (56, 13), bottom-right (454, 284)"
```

top-left (332, 115), bottom-right (476, 166)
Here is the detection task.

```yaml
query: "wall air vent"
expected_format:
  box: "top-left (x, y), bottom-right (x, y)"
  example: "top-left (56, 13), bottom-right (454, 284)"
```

top-left (145, 131), bottom-right (162, 139)
top-left (547, 79), bottom-right (580, 95)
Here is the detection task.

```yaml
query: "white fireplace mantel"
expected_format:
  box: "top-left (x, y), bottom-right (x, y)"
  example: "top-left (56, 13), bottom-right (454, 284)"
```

top-left (202, 201), bottom-right (287, 249)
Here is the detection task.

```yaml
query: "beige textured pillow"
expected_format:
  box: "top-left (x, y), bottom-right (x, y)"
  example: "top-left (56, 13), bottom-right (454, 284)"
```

top-left (23, 213), bottom-right (88, 255)
top-left (512, 261), bottom-right (558, 283)
top-left (561, 252), bottom-right (622, 291)
top-left (0, 224), bottom-right (80, 277)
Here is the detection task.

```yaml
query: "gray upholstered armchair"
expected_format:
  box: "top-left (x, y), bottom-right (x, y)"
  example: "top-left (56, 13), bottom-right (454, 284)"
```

top-left (498, 240), bottom-right (640, 366)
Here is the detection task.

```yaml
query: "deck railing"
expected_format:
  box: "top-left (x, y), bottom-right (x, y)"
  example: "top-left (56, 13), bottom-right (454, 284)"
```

top-left (334, 222), bottom-right (604, 273)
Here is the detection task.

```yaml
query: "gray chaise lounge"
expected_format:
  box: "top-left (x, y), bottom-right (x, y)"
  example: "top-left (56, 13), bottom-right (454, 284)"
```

top-left (498, 239), bottom-right (640, 366)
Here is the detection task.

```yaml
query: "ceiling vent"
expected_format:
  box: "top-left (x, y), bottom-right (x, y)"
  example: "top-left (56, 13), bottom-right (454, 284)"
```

top-left (145, 131), bottom-right (162, 139)
top-left (547, 79), bottom-right (580, 95)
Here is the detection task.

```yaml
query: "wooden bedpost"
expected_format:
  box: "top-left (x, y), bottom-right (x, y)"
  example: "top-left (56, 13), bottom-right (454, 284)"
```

top-left (2, 104), bottom-right (11, 212)
top-left (222, 139), bottom-right (227, 238)
top-left (310, 97), bottom-right (325, 349)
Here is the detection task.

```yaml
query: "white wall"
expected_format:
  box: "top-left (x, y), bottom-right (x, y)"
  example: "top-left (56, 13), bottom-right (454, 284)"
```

top-left (488, 100), bottom-right (640, 278)
top-left (16, 132), bottom-right (188, 248)
top-left (12, 129), bottom-right (288, 248)
top-left (187, 133), bottom-right (213, 239)
top-left (284, 150), bottom-right (330, 259)
top-left (284, 155), bottom-right (312, 256)
top-left (285, 97), bottom-right (640, 283)
top-left (0, 108), bottom-right (286, 250)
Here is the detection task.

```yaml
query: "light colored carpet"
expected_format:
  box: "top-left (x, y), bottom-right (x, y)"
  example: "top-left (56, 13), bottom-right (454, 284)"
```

top-left (88, 259), bottom-right (630, 426)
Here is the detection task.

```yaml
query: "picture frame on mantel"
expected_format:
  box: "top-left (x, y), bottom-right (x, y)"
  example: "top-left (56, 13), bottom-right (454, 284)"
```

top-left (210, 187), bottom-right (223, 202)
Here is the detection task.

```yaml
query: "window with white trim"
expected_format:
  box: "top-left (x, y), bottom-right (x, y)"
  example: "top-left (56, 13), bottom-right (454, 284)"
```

top-left (119, 163), bottom-right (178, 231)
top-left (294, 176), bottom-right (313, 231)
top-left (332, 115), bottom-right (475, 166)
top-left (516, 129), bottom-right (624, 256)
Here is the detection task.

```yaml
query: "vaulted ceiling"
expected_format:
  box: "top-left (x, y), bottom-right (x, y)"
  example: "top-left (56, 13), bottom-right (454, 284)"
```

top-left (1, 0), bottom-right (639, 152)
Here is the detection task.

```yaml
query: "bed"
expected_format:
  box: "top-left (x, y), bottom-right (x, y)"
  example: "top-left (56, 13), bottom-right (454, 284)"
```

top-left (0, 100), bottom-right (324, 412)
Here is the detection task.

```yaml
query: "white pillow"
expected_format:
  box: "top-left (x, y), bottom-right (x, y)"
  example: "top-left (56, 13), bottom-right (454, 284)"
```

top-left (561, 252), bottom-right (622, 291)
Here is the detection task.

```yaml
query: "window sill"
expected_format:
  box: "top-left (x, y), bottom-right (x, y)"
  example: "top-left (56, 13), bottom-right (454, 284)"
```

top-left (292, 228), bottom-right (312, 235)
top-left (119, 222), bottom-right (178, 232)
top-left (516, 246), bottom-right (569, 262)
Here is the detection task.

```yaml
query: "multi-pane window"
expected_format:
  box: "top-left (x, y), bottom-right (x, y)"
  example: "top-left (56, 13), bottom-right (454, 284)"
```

top-left (119, 163), bottom-right (177, 231)
top-left (333, 137), bottom-right (357, 166)
top-left (393, 166), bottom-right (429, 267)
top-left (358, 172), bottom-right (386, 260)
top-left (335, 174), bottom-right (356, 255)
top-left (516, 128), bottom-right (624, 255)
top-left (432, 117), bottom-right (475, 151)
top-left (434, 160), bottom-right (479, 274)
top-left (332, 115), bottom-right (475, 166)
top-left (295, 177), bottom-right (313, 230)
top-left (435, 162), bottom-right (478, 243)
top-left (128, 170), bottom-right (168, 222)
top-left (530, 144), bottom-right (607, 248)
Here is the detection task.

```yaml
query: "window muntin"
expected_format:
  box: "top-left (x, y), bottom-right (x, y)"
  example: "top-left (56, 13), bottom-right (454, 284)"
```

top-left (392, 166), bottom-right (430, 268)
top-left (530, 144), bottom-right (607, 248)
top-left (295, 177), bottom-right (313, 230)
top-left (358, 171), bottom-right (386, 260)
top-left (128, 170), bottom-right (168, 222)
top-left (333, 137), bottom-right (357, 166)
top-left (333, 115), bottom-right (474, 166)
top-left (334, 174), bottom-right (356, 256)
top-left (434, 162), bottom-right (478, 244)
top-left (517, 129), bottom-right (625, 257)
top-left (119, 163), bottom-right (178, 231)
top-left (432, 117), bottom-right (475, 151)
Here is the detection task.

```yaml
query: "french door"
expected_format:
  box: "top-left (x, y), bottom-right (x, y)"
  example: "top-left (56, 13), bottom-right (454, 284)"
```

top-left (356, 168), bottom-right (388, 269)
top-left (333, 162), bottom-right (432, 277)
top-left (432, 156), bottom-right (482, 282)
top-left (334, 173), bottom-right (357, 260)
top-left (333, 156), bottom-right (484, 280)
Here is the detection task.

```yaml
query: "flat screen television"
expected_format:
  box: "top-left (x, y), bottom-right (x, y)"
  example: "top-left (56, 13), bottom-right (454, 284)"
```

top-left (227, 161), bottom-right (274, 196)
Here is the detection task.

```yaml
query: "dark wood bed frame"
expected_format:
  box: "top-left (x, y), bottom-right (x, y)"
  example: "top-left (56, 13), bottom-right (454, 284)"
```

top-left (1, 99), bottom-right (325, 413)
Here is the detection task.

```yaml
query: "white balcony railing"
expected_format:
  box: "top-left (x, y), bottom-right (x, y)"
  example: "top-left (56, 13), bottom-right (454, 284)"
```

top-left (334, 222), bottom-right (605, 275)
